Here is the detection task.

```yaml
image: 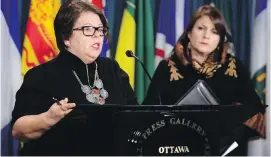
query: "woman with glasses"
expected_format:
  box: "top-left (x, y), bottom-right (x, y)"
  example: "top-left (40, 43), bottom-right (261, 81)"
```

top-left (11, 0), bottom-right (138, 155)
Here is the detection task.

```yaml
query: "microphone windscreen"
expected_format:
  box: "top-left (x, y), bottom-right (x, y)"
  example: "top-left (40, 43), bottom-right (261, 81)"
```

top-left (125, 50), bottom-right (134, 57)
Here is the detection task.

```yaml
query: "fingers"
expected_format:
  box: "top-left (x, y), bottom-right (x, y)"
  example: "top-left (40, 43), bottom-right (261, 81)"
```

top-left (59, 98), bottom-right (68, 106)
top-left (60, 98), bottom-right (76, 111)
top-left (64, 108), bottom-right (74, 115)
top-left (55, 98), bottom-right (76, 116)
top-left (47, 97), bottom-right (76, 124)
top-left (60, 104), bottom-right (76, 112)
top-left (61, 105), bottom-right (75, 117)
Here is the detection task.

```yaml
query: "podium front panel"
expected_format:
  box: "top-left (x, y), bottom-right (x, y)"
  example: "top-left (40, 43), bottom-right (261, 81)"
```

top-left (110, 109), bottom-right (220, 156)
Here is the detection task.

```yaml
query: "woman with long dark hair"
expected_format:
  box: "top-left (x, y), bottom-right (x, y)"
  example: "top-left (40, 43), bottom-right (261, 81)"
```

top-left (143, 5), bottom-right (265, 156)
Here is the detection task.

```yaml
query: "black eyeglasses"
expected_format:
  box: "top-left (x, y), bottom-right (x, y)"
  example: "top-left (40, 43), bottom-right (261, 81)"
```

top-left (73, 26), bottom-right (108, 37)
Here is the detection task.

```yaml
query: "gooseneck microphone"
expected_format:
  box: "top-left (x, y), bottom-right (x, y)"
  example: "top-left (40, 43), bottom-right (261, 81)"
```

top-left (126, 50), bottom-right (152, 81)
top-left (125, 50), bottom-right (162, 105)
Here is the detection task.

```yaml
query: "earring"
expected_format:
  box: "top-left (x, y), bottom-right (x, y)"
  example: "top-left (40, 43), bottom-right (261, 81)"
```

top-left (65, 42), bottom-right (70, 47)
top-left (188, 42), bottom-right (191, 49)
top-left (224, 36), bottom-right (227, 42)
top-left (187, 42), bottom-right (192, 58)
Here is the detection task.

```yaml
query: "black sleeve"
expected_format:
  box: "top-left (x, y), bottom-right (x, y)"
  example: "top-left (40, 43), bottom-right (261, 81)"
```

top-left (236, 59), bottom-right (266, 131)
top-left (142, 60), bottom-right (169, 105)
top-left (119, 68), bottom-right (139, 105)
top-left (236, 59), bottom-right (263, 108)
top-left (113, 60), bottom-right (139, 105)
top-left (219, 59), bottom-right (266, 155)
top-left (11, 66), bottom-right (54, 128)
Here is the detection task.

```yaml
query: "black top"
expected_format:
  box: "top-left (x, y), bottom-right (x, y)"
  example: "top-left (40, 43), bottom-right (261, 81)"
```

top-left (12, 50), bottom-right (138, 155)
top-left (143, 54), bottom-right (261, 107)
top-left (142, 53), bottom-right (264, 155)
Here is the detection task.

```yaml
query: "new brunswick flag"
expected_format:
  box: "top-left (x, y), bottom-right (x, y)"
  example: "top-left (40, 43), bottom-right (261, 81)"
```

top-left (22, 0), bottom-right (61, 76)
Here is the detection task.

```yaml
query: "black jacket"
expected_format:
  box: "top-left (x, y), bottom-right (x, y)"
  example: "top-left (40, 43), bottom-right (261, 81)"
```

top-left (143, 53), bottom-right (265, 156)
top-left (12, 50), bottom-right (138, 155)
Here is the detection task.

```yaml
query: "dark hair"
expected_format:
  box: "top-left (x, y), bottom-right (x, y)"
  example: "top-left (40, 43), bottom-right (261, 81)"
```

top-left (54, 0), bottom-right (108, 51)
top-left (173, 5), bottom-right (232, 63)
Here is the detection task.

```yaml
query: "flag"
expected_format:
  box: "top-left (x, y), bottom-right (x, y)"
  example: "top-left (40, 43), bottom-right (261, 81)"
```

top-left (210, 0), bottom-right (232, 32)
top-left (135, 0), bottom-right (155, 103)
top-left (89, 0), bottom-right (110, 57)
top-left (104, 0), bottom-right (117, 45)
top-left (89, 0), bottom-right (104, 10)
top-left (21, 0), bottom-right (61, 76)
top-left (1, 0), bottom-right (22, 155)
top-left (154, 0), bottom-right (185, 68)
top-left (248, 0), bottom-right (269, 155)
top-left (115, 0), bottom-right (136, 88)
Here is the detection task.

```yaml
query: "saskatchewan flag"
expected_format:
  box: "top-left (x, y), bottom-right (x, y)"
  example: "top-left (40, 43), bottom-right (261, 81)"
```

top-left (115, 0), bottom-right (136, 88)
top-left (135, 0), bottom-right (155, 103)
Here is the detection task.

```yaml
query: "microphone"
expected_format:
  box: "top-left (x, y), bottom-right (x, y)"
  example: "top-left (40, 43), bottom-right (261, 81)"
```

top-left (126, 50), bottom-right (152, 81)
top-left (126, 50), bottom-right (137, 58)
top-left (125, 50), bottom-right (162, 105)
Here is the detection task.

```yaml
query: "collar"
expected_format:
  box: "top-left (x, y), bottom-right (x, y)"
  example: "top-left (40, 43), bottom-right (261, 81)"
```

top-left (171, 43), bottom-right (223, 78)
top-left (56, 50), bottom-right (99, 72)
